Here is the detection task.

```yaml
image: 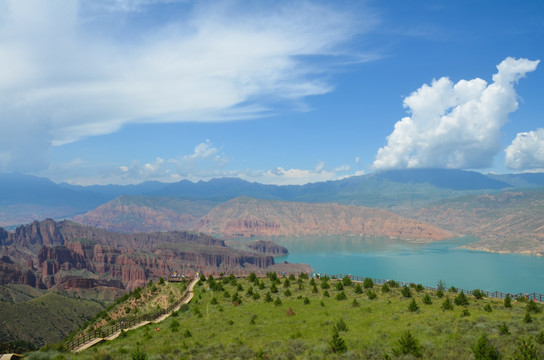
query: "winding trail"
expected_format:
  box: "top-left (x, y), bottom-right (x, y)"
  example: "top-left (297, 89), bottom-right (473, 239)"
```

top-left (73, 278), bottom-right (198, 353)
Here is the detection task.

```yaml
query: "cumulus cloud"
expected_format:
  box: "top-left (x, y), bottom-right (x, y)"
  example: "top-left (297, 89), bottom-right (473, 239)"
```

top-left (0, 0), bottom-right (374, 172)
top-left (373, 57), bottom-right (540, 170)
top-left (505, 128), bottom-right (544, 170)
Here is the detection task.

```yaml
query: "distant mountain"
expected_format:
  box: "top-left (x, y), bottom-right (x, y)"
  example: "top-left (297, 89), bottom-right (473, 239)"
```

top-left (193, 196), bottom-right (454, 241)
top-left (0, 169), bottom-right (529, 227)
top-left (404, 189), bottom-right (544, 255)
top-left (0, 173), bottom-right (111, 227)
top-left (486, 173), bottom-right (544, 188)
top-left (73, 195), bottom-right (219, 233)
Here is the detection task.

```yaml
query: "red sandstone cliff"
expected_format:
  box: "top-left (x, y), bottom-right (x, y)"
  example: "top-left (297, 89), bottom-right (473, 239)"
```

top-left (193, 197), bottom-right (454, 241)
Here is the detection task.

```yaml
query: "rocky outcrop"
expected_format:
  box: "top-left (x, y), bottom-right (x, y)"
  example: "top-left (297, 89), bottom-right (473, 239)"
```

top-left (0, 256), bottom-right (42, 288)
top-left (194, 197), bottom-right (454, 241)
top-left (245, 240), bottom-right (288, 256)
top-left (1, 219), bottom-right (295, 290)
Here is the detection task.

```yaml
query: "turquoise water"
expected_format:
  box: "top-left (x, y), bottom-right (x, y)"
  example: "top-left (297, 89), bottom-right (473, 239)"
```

top-left (266, 236), bottom-right (544, 295)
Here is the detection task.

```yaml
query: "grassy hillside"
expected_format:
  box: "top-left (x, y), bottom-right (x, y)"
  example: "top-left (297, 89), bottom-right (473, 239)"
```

top-left (0, 292), bottom-right (104, 348)
top-left (41, 274), bottom-right (544, 359)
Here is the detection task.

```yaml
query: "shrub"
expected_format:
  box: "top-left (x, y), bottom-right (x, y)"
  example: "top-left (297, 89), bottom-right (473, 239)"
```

top-left (472, 333), bottom-right (499, 360)
top-left (283, 279), bottom-right (291, 288)
top-left (284, 289), bottom-right (292, 297)
top-left (303, 297), bottom-right (310, 305)
top-left (184, 329), bottom-right (192, 337)
top-left (323, 290), bottom-right (330, 297)
top-left (289, 274), bottom-right (296, 281)
top-left (298, 273), bottom-right (308, 280)
top-left (367, 290), bottom-right (377, 300)
top-left (408, 299), bottom-right (419, 312)
top-left (512, 337), bottom-right (539, 360)
top-left (472, 289), bottom-right (485, 299)
top-left (461, 309), bottom-right (470, 317)
top-left (504, 294), bottom-right (513, 308)
top-left (335, 282), bottom-right (344, 291)
top-left (158, 277), bottom-right (165, 285)
top-left (437, 280), bottom-right (447, 291)
top-left (335, 291), bottom-right (347, 301)
top-left (252, 292), bottom-right (261, 300)
top-left (483, 304), bottom-right (492, 313)
top-left (388, 280), bottom-right (399, 288)
top-left (329, 330), bottom-right (347, 353)
top-left (526, 299), bottom-right (541, 314)
top-left (354, 284), bottom-right (363, 294)
top-left (535, 331), bottom-right (544, 345)
top-left (131, 347), bottom-right (148, 360)
top-left (393, 331), bottom-right (422, 358)
top-left (247, 272), bottom-right (257, 282)
top-left (423, 293), bottom-right (432, 305)
top-left (449, 286), bottom-right (457, 293)
top-left (381, 283), bottom-right (390, 293)
top-left (274, 297), bottom-right (282, 306)
top-left (321, 281), bottom-right (330, 290)
top-left (363, 277), bottom-right (374, 289)
top-left (401, 286), bottom-right (412, 298)
top-left (170, 319), bottom-right (179, 332)
top-left (498, 323), bottom-right (509, 335)
top-left (523, 311), bottom-right (533, 323)
top-left (352, 298), bottom-right (359, 307)
top-left (270, 283), bottom-right (278, 293)
top-left (249, 314), bottom-right (257, 325)
top-left (414, 284), bottom-right (424, 292)
top-left (333, 318), bottom-right (348, 332)
top-left (264, 292), bottom-right (273, 303)
top-left (442, 298), bottom-right (453, 311)
top-left (454, 291), bottom-right (469, 306)
top-left (210, 297), bottom-right (218, 305)
top-left (342, 276), bottom-right (352, 287)
top-left (436, 289), bottom-right (444, 298)
top-left (309, 278), bottom-right (316, 286)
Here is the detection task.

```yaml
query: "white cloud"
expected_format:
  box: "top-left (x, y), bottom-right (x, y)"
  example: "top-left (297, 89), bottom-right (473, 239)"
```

top-left (505, 128), bottom-right (544, 170)
top-left (0, 0), bottom-right (376, 172)
top-left (373, 57), bottom-right (540, 170)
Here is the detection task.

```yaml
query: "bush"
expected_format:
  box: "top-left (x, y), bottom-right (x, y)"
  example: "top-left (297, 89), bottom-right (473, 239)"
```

top-left (170, 319), bottom-right (179, 332)
top-left (472, 289), bottom-right (485, 299)
top-left (512, 337), bottom-right (539, 360)
top-left (131, 347), bottom-right (148, 360)
top-left (401, 286), bottom-right (412, 298)
top-left (354, 283), bottom-right (363, 294)
top-left (333, 318), bottom-right (348, 332)
top-left (454, 291), bottom-right (469, 306)
top-left (523, 311), bottom-right (533, 323)
top-left (498, 323), bottom-right (509, 335)
top-left (312, 284), bottom-right (318, 293)
top-left (363, 277), bottom-right (374, 289)
top-left (342, 276), bottom-right (352, 287)
top-left (270, 283), bottom-right (278, 293)
top-left (526, 300), bottom-right (541, 314)
top-left (414, 284), bottom-right (424, 292)
top-left (352, 298), bottom-right (359, 307)
top-left (461, 309), bottom-right (470, 317)
top-left (335, 291), bottom-right (347, 301)
top-left (321, 281), bottom-right (330, 290)
top-left (210, 297), bottom-right (218, 305)
top-left (381, 283), bottom-right (391, 293)
top-left (436, 289), bottom-right (444, 298)
top-left (535, 331), bottom-right (544, 345)
top-left (423, 293), bottom-right (432, 305)
top-left (247, 272), bottom-right (257, 282)
top-left (303, 297), bottom-right (310, 305)
top-left (252, 292), bottom-right (261, 300)
top-left (483, 304), bottom-right (492, 313)
top-left (283, 279), bottom-right (290, 288)
top-left (284, 289), bottom-right (292, 297)
top-left (274, 297), bottom-right (282, 306)
top-left (393, 331), bottom-right (422, 358)
top-left (323, 290), bottom-right (330, 297)
top-left (408, 299), bottom-right (419, 312)
top-left (388, 280), bottom-right (399, 288)
top-left (449, 286), bottom-right (458, 293)
top-left (504, 294), bottom-right (513, 308)
top-left (472, 333), bottom-right (500, 360)
top-left (264, 292), bottom-right (273, 303)
top-left (335, 282), bottom-right (344, 291)
top-left (329, 330), bottom-right (347, 353)
top-left (442, 298), bottom-right (453, 311)
top-left (367, 290), bottom-right (377, 300)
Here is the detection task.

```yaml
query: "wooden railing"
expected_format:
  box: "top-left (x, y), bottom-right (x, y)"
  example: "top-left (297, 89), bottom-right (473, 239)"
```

top-left (67, 280), bottom-right (194, 351)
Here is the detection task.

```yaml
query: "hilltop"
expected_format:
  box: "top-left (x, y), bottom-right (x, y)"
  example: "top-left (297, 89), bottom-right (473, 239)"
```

top-left (36, 273), bottom-right (544, 359)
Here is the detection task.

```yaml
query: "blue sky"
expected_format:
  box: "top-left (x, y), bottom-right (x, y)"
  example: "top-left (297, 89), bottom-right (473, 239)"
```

top-left (0, 0), bottom-right (543, 185)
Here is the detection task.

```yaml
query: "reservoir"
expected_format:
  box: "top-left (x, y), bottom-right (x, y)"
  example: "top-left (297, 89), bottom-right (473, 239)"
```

top-left (266, 236), bottom-right (544, 295)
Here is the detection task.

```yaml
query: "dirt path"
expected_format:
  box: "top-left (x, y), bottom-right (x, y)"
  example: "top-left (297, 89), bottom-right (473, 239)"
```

top-left (73, 278), bottom-right (198, 352)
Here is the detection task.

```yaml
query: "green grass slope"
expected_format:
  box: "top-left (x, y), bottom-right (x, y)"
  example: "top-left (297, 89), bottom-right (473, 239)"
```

top-left (52, 275), bottom-right (543, 360)
top-left (0, 292), bottom-right (104, 348)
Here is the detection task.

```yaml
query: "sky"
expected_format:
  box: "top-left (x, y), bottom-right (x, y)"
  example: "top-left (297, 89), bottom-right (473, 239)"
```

top-left (0, 0), bottom-right (543, 186)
